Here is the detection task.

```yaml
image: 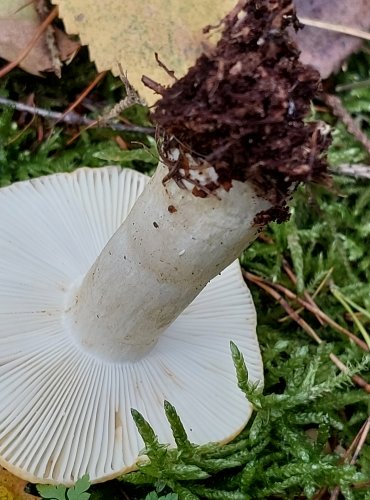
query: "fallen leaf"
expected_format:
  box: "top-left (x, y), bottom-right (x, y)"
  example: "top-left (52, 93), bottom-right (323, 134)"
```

top-left (0, 466), bottom-right (38, 500)
top-left (52, 0), bottom-right (235, 104)
top-left (0, 0), bottom-right (79, 76)
top-left (294, 0), bottom-right (370, 78)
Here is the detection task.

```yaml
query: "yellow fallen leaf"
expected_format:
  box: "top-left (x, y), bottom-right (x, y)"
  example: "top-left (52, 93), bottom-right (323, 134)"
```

top-left (0, 485), bottom-right (14, 500)
top-left (0, 0), bottom-right (79, 76)
top-left (52, 0), bottom-right (235, 104)
top-left (0, 467), bottom-right (38, 500)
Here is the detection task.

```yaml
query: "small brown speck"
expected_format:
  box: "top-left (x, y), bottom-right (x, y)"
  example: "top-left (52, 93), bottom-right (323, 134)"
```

top-left (168, 205), bottom-right (177, 213)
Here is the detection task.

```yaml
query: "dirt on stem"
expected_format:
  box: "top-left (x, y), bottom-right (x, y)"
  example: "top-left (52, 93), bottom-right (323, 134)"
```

top-left (147, 0), bottom-right (330, 222)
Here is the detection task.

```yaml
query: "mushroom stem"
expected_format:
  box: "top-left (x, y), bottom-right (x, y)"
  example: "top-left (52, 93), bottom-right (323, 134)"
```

top-left (69, 163), bottom-right (271, 362)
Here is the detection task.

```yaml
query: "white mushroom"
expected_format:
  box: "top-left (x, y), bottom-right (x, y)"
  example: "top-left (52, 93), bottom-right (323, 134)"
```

top-left (0, 0), bottom-right (329, 486)
top-left (0, 166), bottom-right (265, 485)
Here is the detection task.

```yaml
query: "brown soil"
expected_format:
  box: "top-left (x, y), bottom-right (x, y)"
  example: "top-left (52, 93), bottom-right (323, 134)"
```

top-left (148, 0), bottom-right (330, 218)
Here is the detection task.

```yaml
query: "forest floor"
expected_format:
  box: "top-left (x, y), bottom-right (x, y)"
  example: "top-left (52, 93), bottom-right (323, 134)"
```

top-left (0, 39), bottom-right (369, 500)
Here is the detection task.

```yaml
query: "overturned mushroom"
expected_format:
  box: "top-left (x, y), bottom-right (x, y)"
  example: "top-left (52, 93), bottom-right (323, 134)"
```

top-left (0, 166), bottom-right (262, 484)
top-left (0, 0), bottom-right (329, 486)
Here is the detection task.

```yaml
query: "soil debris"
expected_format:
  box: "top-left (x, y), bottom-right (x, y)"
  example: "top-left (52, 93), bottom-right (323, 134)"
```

top-left (149, 0), bottom-right (330, 213)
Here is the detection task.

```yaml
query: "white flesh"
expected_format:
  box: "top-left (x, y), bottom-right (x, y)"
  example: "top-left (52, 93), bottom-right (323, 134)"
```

top-left (72, 163), bottom-right (271, 361)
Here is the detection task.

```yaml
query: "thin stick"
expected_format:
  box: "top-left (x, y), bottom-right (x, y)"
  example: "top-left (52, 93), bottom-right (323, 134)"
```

top-left (66, 63), bottom-right (148, 144)
top-left (351, 417), bottom-right (370, 464)
top-left (244, 271), bottom-right (370, 393)
top-left (247, 271), bottom-right (368, 351)
top-left (280, 266), bottom-right (333, 323)
top-left (6, 115), bottom-right (36, 145)
top-left (0, 6), bottom-right (59, 79)
top-left (245, 271), bottom-right (322, 343)
top-left (0, 97), bottom-right (155, 135)
top-left (275, 284), bottom-right (367, 350)
top-left (323, 94), bottom-right (370, 156)
top-left (66, 120), bottom-right (98, 145)
top-left (329, 417), bottom-right (370, 500)
top-left (54, 71), bottom-right (108, 126)
top-left (155, 52), bottom-right (177, 80)
top-left (330, 163), bottom-right (370, 180)
top-left (345, 420), bottom-right (369, 462)
top-left (299, 17), bottom-right (370, 41)
top-left (141, 75), bottom-right (166, 96)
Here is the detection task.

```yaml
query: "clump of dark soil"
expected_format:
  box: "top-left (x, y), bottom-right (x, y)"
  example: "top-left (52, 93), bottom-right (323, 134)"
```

top-left (149, 0), bottom-right (330, 213)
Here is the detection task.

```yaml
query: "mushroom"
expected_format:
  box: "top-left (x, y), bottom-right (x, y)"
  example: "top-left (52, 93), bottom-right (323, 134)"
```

top-left (0, 166), bottom-right (263, 484)
top-left (0, 0), bottom-right (329, 487)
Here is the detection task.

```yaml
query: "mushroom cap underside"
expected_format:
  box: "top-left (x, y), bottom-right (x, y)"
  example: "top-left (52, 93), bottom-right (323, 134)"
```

top-left (0, 167), bottom-right (263, 484)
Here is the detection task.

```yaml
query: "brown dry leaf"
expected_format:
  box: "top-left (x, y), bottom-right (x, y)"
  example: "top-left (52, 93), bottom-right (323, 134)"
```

top-left (294, 0), bottom-right (370, 78)
top-left (0, 0), bottom-right (79, 76)
top-left (51, 0), bottom-right (235, 104)
top-left (0, 466), bottom-right (37, 500)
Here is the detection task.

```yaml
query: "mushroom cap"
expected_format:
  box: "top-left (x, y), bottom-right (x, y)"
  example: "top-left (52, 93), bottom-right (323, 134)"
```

top-left (0, 167), bottom-right (263, 485)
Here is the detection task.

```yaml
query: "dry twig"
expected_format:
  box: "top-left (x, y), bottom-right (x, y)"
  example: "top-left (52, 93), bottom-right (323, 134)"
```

top-left (54, 71), bottom-right (108, 126)
top-left (280, 265), bottom-right (333, 324)
top-left (244, 271), bottom-right (370, 393)
top-left (0, 97), bottom-right (155, 135)
top-left (323, 93), bottom-right (370, 156)
top-left (278, 264), bottom-right (370, 350)
top-left (299, 17), bottom-right (370, 41)
top-left (66, 64), bottom-right (148, 145)
top-left (250, 270), bottom-right (368, 351)
top-left (329, 417), bottom-right (370, 500)
top-left (330, 163), bottom-right (370, 179)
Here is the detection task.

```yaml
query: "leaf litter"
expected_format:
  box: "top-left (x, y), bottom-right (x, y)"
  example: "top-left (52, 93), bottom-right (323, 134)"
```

top-left (0, 0), bottom-right (79, 76)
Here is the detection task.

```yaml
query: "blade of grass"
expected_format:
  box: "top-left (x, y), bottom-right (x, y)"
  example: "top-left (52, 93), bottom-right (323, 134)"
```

top-left (281, 261), bottom-right (332, 325)
top-left (330, 286), bottom-right (370, 349)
